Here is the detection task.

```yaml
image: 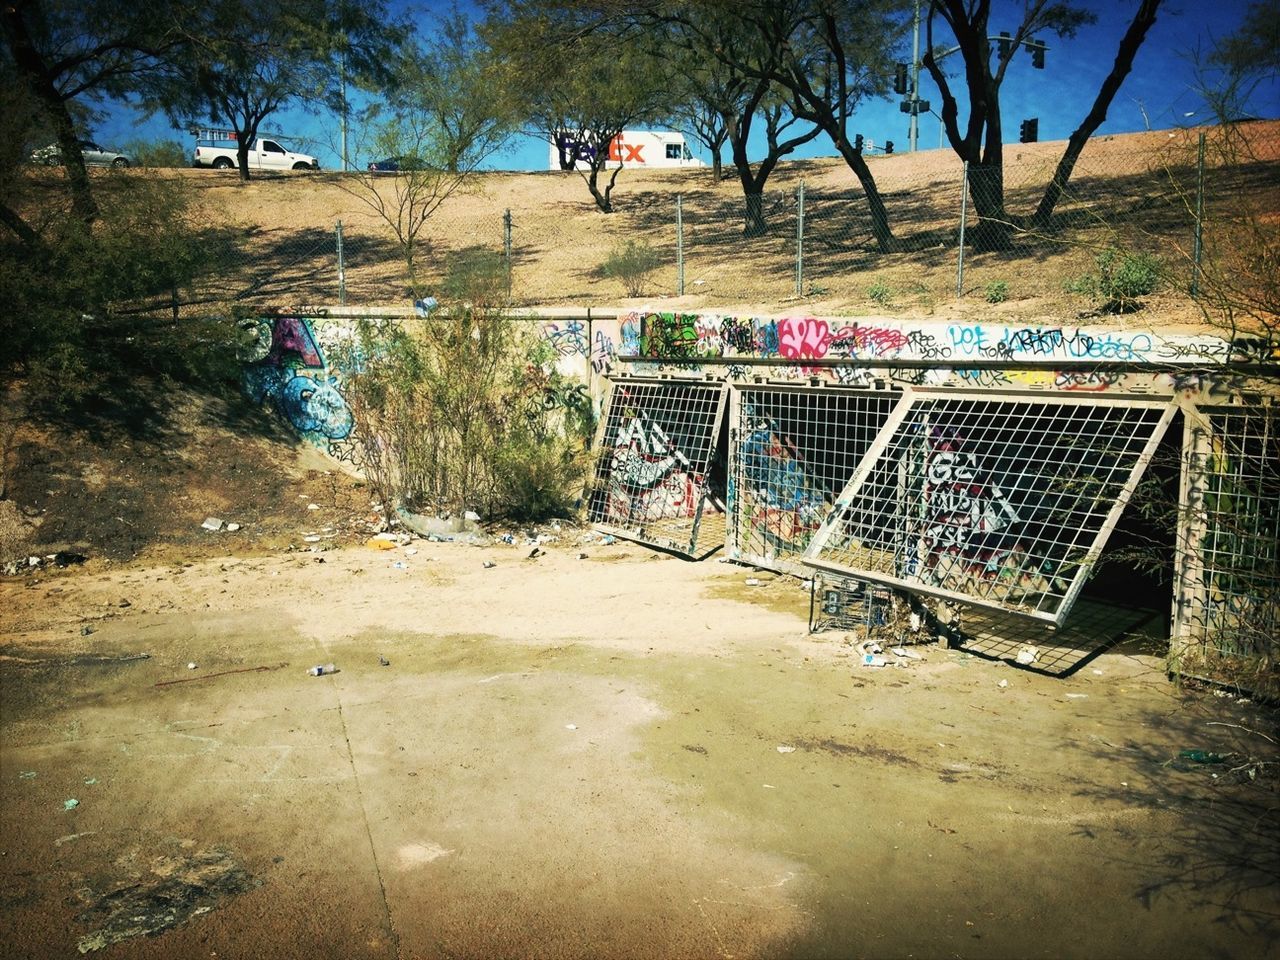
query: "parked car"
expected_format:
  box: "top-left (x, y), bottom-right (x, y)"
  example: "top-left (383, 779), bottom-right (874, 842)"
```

top-left (367, 155), bottom-right (429, 173)
top-left (31, 140), bottom-right (130, 168)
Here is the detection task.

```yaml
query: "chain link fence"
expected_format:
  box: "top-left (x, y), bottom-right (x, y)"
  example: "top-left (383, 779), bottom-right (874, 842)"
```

top-left (169, 121), bottom-right (1279, 315)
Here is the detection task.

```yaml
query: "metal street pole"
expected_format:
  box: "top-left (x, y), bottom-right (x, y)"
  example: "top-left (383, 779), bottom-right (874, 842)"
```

top-left (909, 0), bottom-right (921, 153)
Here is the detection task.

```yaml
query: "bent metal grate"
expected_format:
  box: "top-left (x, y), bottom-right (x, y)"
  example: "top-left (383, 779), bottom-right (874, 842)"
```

top-left (728, 383), bottom-right (900, 576)
top-left (586, 377), bottom-right (727, 557)
top-left (803, 388), bottom-right (1177, 627)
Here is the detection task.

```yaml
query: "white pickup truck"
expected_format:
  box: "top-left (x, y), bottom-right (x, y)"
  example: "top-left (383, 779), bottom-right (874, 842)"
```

top-left (192, 136), bottom-right (320, 171)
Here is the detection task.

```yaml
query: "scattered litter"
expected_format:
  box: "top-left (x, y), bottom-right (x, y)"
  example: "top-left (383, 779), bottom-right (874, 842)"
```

top-left (54, 831), bottom-right (96, 847)
top-left (81, 625), bottom-right (95, 636)
top-left (1177, 749), bottom-right (1227, 765)
top-left (308, 663), bottom-right (337, 677)
top-left (745, 578), bottom-right (761, 586)
top-left (200, 517), bottom-right (224, 532)
top-left (225, 522), bottom-right (241, 532)
top-left (307, 503), bottom-right (320, 511)
top-left (891, 647), bottom-right (923, 661)
top-left (527, 547), bottom-right (544, 559)
top-left (391, 561), bottom-right (408, 570)
top-left (187, 662), bottom-right (198, 670)
top-left (118, 599), bottom-right (130, 608)
top-left (1064, 693), bottom-right (1088, 700)
top-left (1015, 646), bottom-right (1040, 665)
top-left (19, 771), bottom-right (36, 780)
top-left (777, 745), bottom-right (796, 754)
top-left (909, 613), bottom-right (921, 632)
top-left (482, 560), bottom-right (496, 569)
top-left (378, 656), bottom-right (390, 667)
top-left (303, 535), bottom-right (322, 543)
top-left (862, 654), bottom-right (888, 667)
top-left (84, 777), bottom-right (98, 785)
top-left (762, 784), bottom-right (775, 789)
top-left (367, 538), bottom-right (396, 550)
top-left (601, 535), bottom-right (616, 545)
top-left (1092, 669), bottom-right (1104, 676)
top-left (500, 533), bottom-right (515, 544)
top-left (64, 798), bottom-right (79, 811)
top-left (997, 678), bottom-right (1009, 688)
top-left (404, 547), bottom-right (418, 556)
top-left (575, 552), bottom-right (588, 560)
top-left (565, 724), bottom-right (577, 730)
top-left (464, 510), bottom-right (481, 522)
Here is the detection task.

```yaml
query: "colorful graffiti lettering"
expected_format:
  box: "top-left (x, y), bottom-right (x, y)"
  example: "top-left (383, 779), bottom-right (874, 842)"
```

top-left (912, 429), bottom-right (1035, 591)
top-left (543, 320), bottom-right (590, 358)
top-left (606, 416), bottom-right (704, 522)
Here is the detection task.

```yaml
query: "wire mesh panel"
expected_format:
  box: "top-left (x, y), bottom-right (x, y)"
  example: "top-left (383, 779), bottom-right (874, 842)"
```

top-left (586, 377), bottom-right (727, 557)
top-left (728, 384), bottom-right (900, 576)
top-left (804, 389), bottom-right (1177, 626)
top-left (1176, 405), bottom-right (1280, 664)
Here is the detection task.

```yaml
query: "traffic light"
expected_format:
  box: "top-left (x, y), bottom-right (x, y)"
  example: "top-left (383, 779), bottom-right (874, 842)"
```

top-left (1029, 38), bottom-right (1045, 68)
top-left (885, 140), bottom-right (894, 154)
top-left (1019, 118), bottom-right (1038, 143)
top-left (893, 62), bottom-right (908, 95)
top-left (997, 31), bottom-right (1012, 58)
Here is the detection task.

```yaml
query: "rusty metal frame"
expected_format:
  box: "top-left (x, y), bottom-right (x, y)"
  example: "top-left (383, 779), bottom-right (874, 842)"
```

top-left (802, 387), bottom-right (1178, 627)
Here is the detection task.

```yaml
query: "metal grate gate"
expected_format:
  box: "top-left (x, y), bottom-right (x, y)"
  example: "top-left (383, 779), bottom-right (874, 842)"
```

top-left (728, 384), bottom-right (900, 576)
top-left (585, 377), bottom-right (728, 557)
top-left (804, 389), bottom-right (1177, 627)
top-left (1176, 404), bottom-right (1280, 664)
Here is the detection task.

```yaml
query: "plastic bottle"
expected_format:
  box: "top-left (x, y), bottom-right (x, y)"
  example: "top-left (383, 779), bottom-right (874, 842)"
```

top-left (308, 663), bottom-right (336, 676)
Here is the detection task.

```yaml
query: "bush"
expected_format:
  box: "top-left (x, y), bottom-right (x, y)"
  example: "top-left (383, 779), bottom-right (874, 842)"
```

top-left (441, 247), bottom-right (509, 306)
top-left (601, 240), bottom-right (661, 297)
top-left (334, 310), bottom-right (593, 523)
top-left (867, 281), bottom-right (893, 306)
top-left (984, 279), bottom-right (1009, 303)
top-left (1065, 248), bottom-right (1161, 313)
top-left (120, 138), bottom-right (188, 168)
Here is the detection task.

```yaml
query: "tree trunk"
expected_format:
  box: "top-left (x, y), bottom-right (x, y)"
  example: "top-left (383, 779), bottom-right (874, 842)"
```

top-left (743, 192), bottom-right (766, 237)
top-left (832, 139), bottom-right (895, 252)
top-left (966, 163), bottom-right (1013, 251)
top-left (2, 2), bottom-right (97, 225)
top-left (237, 140), bottom-right (251, 182)
top-left (1031, 0), bottom-right (1162, 231)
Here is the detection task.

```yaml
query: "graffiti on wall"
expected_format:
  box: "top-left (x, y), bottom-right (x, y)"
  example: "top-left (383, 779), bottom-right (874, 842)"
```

top-left (619, 311), bottom-right (1237, 394)
top-left (737, 416), bottom-right (832, 551)
top-left (242, 317), bottom-right (355, 447)
top-left (606, 415), bottom-right (705, 523)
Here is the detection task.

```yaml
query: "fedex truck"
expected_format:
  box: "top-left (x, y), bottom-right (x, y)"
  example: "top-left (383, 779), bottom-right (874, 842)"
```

top-left (550, 130), bottom-right (704, 170)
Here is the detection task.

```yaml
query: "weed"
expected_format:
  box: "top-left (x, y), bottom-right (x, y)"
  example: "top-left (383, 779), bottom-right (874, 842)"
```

top-left (601, 240), bottom-right (662, 297)
top-left (984, 280), bottom-right (1009, 303)
top-left (867, 281), bottom-right (893, 307)
top-left (1065, 248), bottom-right (1161, 313)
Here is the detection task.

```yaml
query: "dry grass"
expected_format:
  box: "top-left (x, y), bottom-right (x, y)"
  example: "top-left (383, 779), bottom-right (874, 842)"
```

top-left (24, 121), bottom-right (1280, 326)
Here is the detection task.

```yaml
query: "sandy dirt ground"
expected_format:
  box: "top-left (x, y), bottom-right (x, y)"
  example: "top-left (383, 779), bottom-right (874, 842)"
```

top-left (2, 525), bottom-right (1278, 960)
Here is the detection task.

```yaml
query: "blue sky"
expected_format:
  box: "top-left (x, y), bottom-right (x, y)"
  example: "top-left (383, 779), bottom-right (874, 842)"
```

top-left (93, 0), bottom-right (1278, 170)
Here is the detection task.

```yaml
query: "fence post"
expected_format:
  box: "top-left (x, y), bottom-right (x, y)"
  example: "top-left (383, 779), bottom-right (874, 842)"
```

top-left (676, 194), bottom-right (684, 296)
top-left (795, 180), bottom-right (805, 296)
top-left (503, 208), bottom-right (513, 300)
top-left (335, 220), bottom-right (346, 305)
top-left (955, 162), bottom-right (969, 298)
top-left (1192, 131), bottom-right (1206, 296)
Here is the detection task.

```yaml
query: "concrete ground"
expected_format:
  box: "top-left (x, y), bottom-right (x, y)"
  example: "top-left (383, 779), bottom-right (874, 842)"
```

top-left (2, 538), bottom-right (1277, 959)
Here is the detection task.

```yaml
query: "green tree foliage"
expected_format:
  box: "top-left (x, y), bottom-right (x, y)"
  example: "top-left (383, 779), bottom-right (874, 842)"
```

top-left (120, 138), bottom-right (187, 167)
top-left (483, 1), bottom-right (671, 213)
top-left (153, 0), bottom-right (408, 181)
top-left (1, 0), bottom-right (186, 225)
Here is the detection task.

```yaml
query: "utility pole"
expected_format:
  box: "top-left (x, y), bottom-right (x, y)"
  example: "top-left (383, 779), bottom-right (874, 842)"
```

top-left (909, 0), bottom-right (921, 153)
